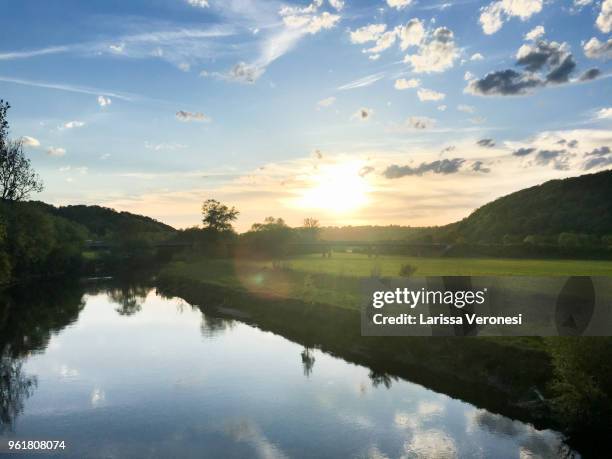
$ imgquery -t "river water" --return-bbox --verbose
[0,280,578,458]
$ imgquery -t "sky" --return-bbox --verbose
[0,0,611,231]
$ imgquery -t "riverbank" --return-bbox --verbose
[156,262,552,416]
[156,256,612,456]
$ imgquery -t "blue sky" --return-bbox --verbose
[1,0,611,230]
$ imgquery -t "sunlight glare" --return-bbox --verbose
[297,162,370,214]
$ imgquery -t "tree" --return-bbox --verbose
[0,101,43,201]
[301,217,320,242]
[558,232,579,248]
[0,101,9,151]
[303,218,319,229]
[201,199,239,232]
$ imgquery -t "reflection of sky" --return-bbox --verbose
[7,289,576,458]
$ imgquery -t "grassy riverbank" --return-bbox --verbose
[160,253,612,313]
[157,254,612,455]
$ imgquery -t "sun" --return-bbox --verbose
[296,161,371,214]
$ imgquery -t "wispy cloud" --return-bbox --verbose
[0,45,69,60]
[0,76,136,101]
[338,72,386,90]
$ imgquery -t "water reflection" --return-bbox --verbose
[300,347,315,377]
[200,314,235,338]
[0,356,36,433]
[0,278,586,458]
[369,370,397,389]
[108,285,149,316]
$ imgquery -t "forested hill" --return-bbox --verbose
[0,201,175,283]
[450,170,612,243]
[36,203,175,237]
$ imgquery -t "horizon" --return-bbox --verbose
[1,0,611,232]
[43,166,611,233]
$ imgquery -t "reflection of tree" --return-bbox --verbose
[301,347,315,377]
[0,279,85,431]
[369,370,397,389]
[200,314,234,338]
[0,354,37,432]
[108,285,150,316]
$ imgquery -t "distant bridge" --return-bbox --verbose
[86,239,451,254]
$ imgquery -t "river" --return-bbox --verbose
[0,278,578,458]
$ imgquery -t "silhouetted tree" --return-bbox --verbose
[0,101,43,201]
[302,217,320,241]
[201,199,239,232]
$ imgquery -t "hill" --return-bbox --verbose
[33,203,175,238]
[448,170,612,243]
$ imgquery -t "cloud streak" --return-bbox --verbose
[0,75,136,101]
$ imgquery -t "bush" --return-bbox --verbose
[398,263,417,277]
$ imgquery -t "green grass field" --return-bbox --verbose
[160,253,612,314]
[253,252,612,277]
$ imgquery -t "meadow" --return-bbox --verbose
[253,252,612,277]
[160,252,612,314]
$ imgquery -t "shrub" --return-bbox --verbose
[398,263,417,277]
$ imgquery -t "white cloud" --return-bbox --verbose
[338,72,386,90]
[227,61,265,83]
[317,96,336,108]
[407,116,436,129]
[417,88,446,101]
[597,0,612,33]
[280,1,340,34]
[574,0,592,6]
[596,107,612,119]
[351,19,425,57]
[60,166,88,175]
[583,37,612,60]
[394,78,420,89]
[63,120,85,129]
[145,142,187,151]
[0,45,69,61]
[404,27,459,73]
[97,95,112,107]
[21,136,40,147]
[464,71,474,81]
[524,25,545,41]
[470,52,484,61]
[280,0,323,16]
[187,0,209,7]
[176,110,211,122]
[178,62,191,72]
[437,105,447,111]
[398,19,425,50]
[47,146,66,157]
[351,107,373,121]
[329,0,344,11]
[303,11,341,33]
[457,104,475,113]
[109,43,125,54]
[387,0,413,9]
[480,0,543,35]
[365,30,398,53]
[368,53,380,60]
[480,2,504,35]
[350,24,387,44]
